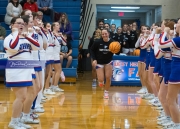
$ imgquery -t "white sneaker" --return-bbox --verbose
[21,114,39,124]
[141,93,151,99]
[34,107,45,113]
[149,97,159,103]
[151,101,162,107]
[156,106,163,110]
[162,121,174,127]
[157,116,168,121]
[18,121,31,129]
[137,87,147,94]
[52,87,64,92]
[8,121,26,129]
[44,89,55,95]
[157,118,171,125]
[30,112,39,119]
[145,94,155,100]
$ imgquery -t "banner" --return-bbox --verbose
[112,60,140,81]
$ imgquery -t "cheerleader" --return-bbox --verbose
[50,22,65,92]
[156,19,180,128]
[136,25,152,94]
[154,22,176,128]
[4,17,40,129]
[44,22,56,94]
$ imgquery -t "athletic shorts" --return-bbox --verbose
[163,59,171,84]
[96,61,113,69]
[149,48,156,68]
[169,57,180,84]
[138,49,146,63]
[153,58,161,74]
[145,52,150,70]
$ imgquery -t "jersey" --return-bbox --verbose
[91,38,114,64]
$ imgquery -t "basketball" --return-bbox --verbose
[109,41,121,53]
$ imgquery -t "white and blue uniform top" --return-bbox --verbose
[4,30,40,87]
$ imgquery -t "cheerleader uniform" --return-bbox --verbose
[154,33,172,84]
[53,35,67,64]
[158,32,180,84]
[4,30,40,87]
[140,34,153,70]
[135,36,146,63]
[46,30,55,66]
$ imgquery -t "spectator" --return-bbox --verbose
[121,24,130,54]
[110,24,118,40]
[23,0,38,12]
[0,25,6,52]
[92,20,104,37]
[37,11,43,21]
[0,25,6,40]
[60,33,73,68]
[59,13,73,42]
[116,26,122,53]
[5,0,23,25]
[104,23,114,39]
[37,0,53,15]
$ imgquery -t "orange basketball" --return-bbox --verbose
[109,41,121,54]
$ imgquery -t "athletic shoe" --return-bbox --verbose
[18,121,31,129]
[151,101,162,107]
[137,87,147,94]
[92,80,97,87]
[157,118,171,125]
[141,93,151,99]
[163,123,180,129]
[104,91,109,99]
[44,89,55,95]
[41,96,47,100]
[162,121,174,127]
[30,112,39,119]
[34,107,45,113]
[60,71,65,82]
[156,106,163,110]
[8,121,26,129]
[157,116,168,121]
[52,87,64,92]
[21,114,39,124]
[149,97,159,103]
[144,94,155,100]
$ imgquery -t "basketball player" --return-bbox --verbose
[91,28,114,99]
[4,17,40,129]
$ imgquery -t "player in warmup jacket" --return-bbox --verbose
[4,17,40,129]
[91,28,114,99]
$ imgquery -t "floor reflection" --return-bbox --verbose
[0,73,161,129]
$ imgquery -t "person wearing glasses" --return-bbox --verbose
[5,0,23,25]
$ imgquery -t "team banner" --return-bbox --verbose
[112,60,140,81]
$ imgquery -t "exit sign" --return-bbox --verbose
[118,12,124,16]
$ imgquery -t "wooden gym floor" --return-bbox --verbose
[0,72,164,129]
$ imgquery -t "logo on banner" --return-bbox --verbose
[112,68,124,79]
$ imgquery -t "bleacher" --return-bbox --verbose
[0,0,81,83]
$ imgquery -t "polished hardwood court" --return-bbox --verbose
[0,72,162,129]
